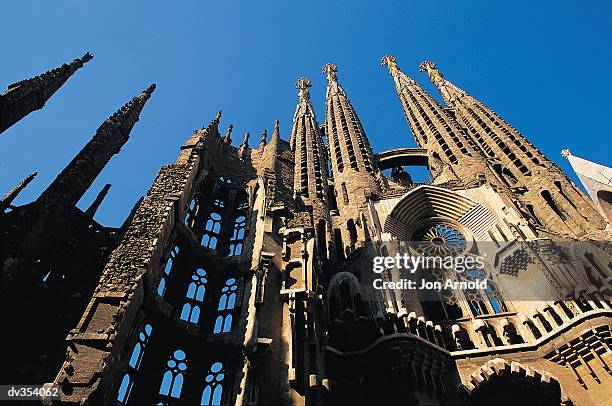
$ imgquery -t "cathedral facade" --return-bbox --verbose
[1,53,611,405]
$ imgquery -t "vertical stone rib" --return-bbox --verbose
[37,84,155,208]
[0,52,93,135]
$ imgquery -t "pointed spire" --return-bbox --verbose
[259,129,268,149]
[223,124,233,144]
[0,172,37,210]
[1,52,94,135]
[238,131,251,160]
[238,132,250,159]
[37,84,155,208]
[322,62,380,182]
[206,109,222,134]
[271,118,280,142]
[85,183,111,217]
[290,76,329,201]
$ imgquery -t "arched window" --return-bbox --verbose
[201,362,225,406]
[229,215,246,256]
[159,350,187,400]
[464,266,506,316]
[158,246,180,297]
[117,323,153,404]
[201,212,222,249]
[214,278,238,333]
[180,268,208,324]
[185,197,198,227]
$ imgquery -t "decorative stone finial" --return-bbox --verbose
[259,129,268,146]
[561,149,572,158]
[215,110,222,122]
[381,55,399,75]
[296,77,312,101]
[322,63,338,81]
[419,61,444,86]
[271,119,280,142]
[80,52,94,64]
[238,132,250,159]
[223,124,233,144]
[143,83,156,95]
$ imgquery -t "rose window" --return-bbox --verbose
[412,223,466,256]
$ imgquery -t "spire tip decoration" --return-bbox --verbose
[322,63,338,81]
[381,55,399,75]
[144,83,156,95]
[295,77,312,102]
[561,149,572,158]
[215,110,222,121]
[80,52,94,64]
[419,61,444,86]
[274,118,279,127]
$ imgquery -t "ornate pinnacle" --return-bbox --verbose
[79,52,94,64]
[143,83,156,95]
[205,110,222,134]
[322,63,338,81]
[296,77,312,101]
[561,149,572,158]
[272,119,280,141]
[223,124,233,144]
[419,61,444,86]
[381,55,399,76]
[238,132,250,159]
[259,129,268,147]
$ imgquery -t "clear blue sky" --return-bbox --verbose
[1,1,611,226]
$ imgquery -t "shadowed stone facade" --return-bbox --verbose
[1,54,610,405]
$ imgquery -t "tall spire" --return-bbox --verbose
[37,84,155,208]
[0,172,37,211]
[419,60,545,171]
[322,63,380,180]
[419,61,607,235]
[290,77,329,202]
[381,55,482,181]
[0,52,93,135]
[322,63,383,254]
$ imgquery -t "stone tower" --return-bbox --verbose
[322,63,385,257]
[1,53,610,406]
[418,60,607,238]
